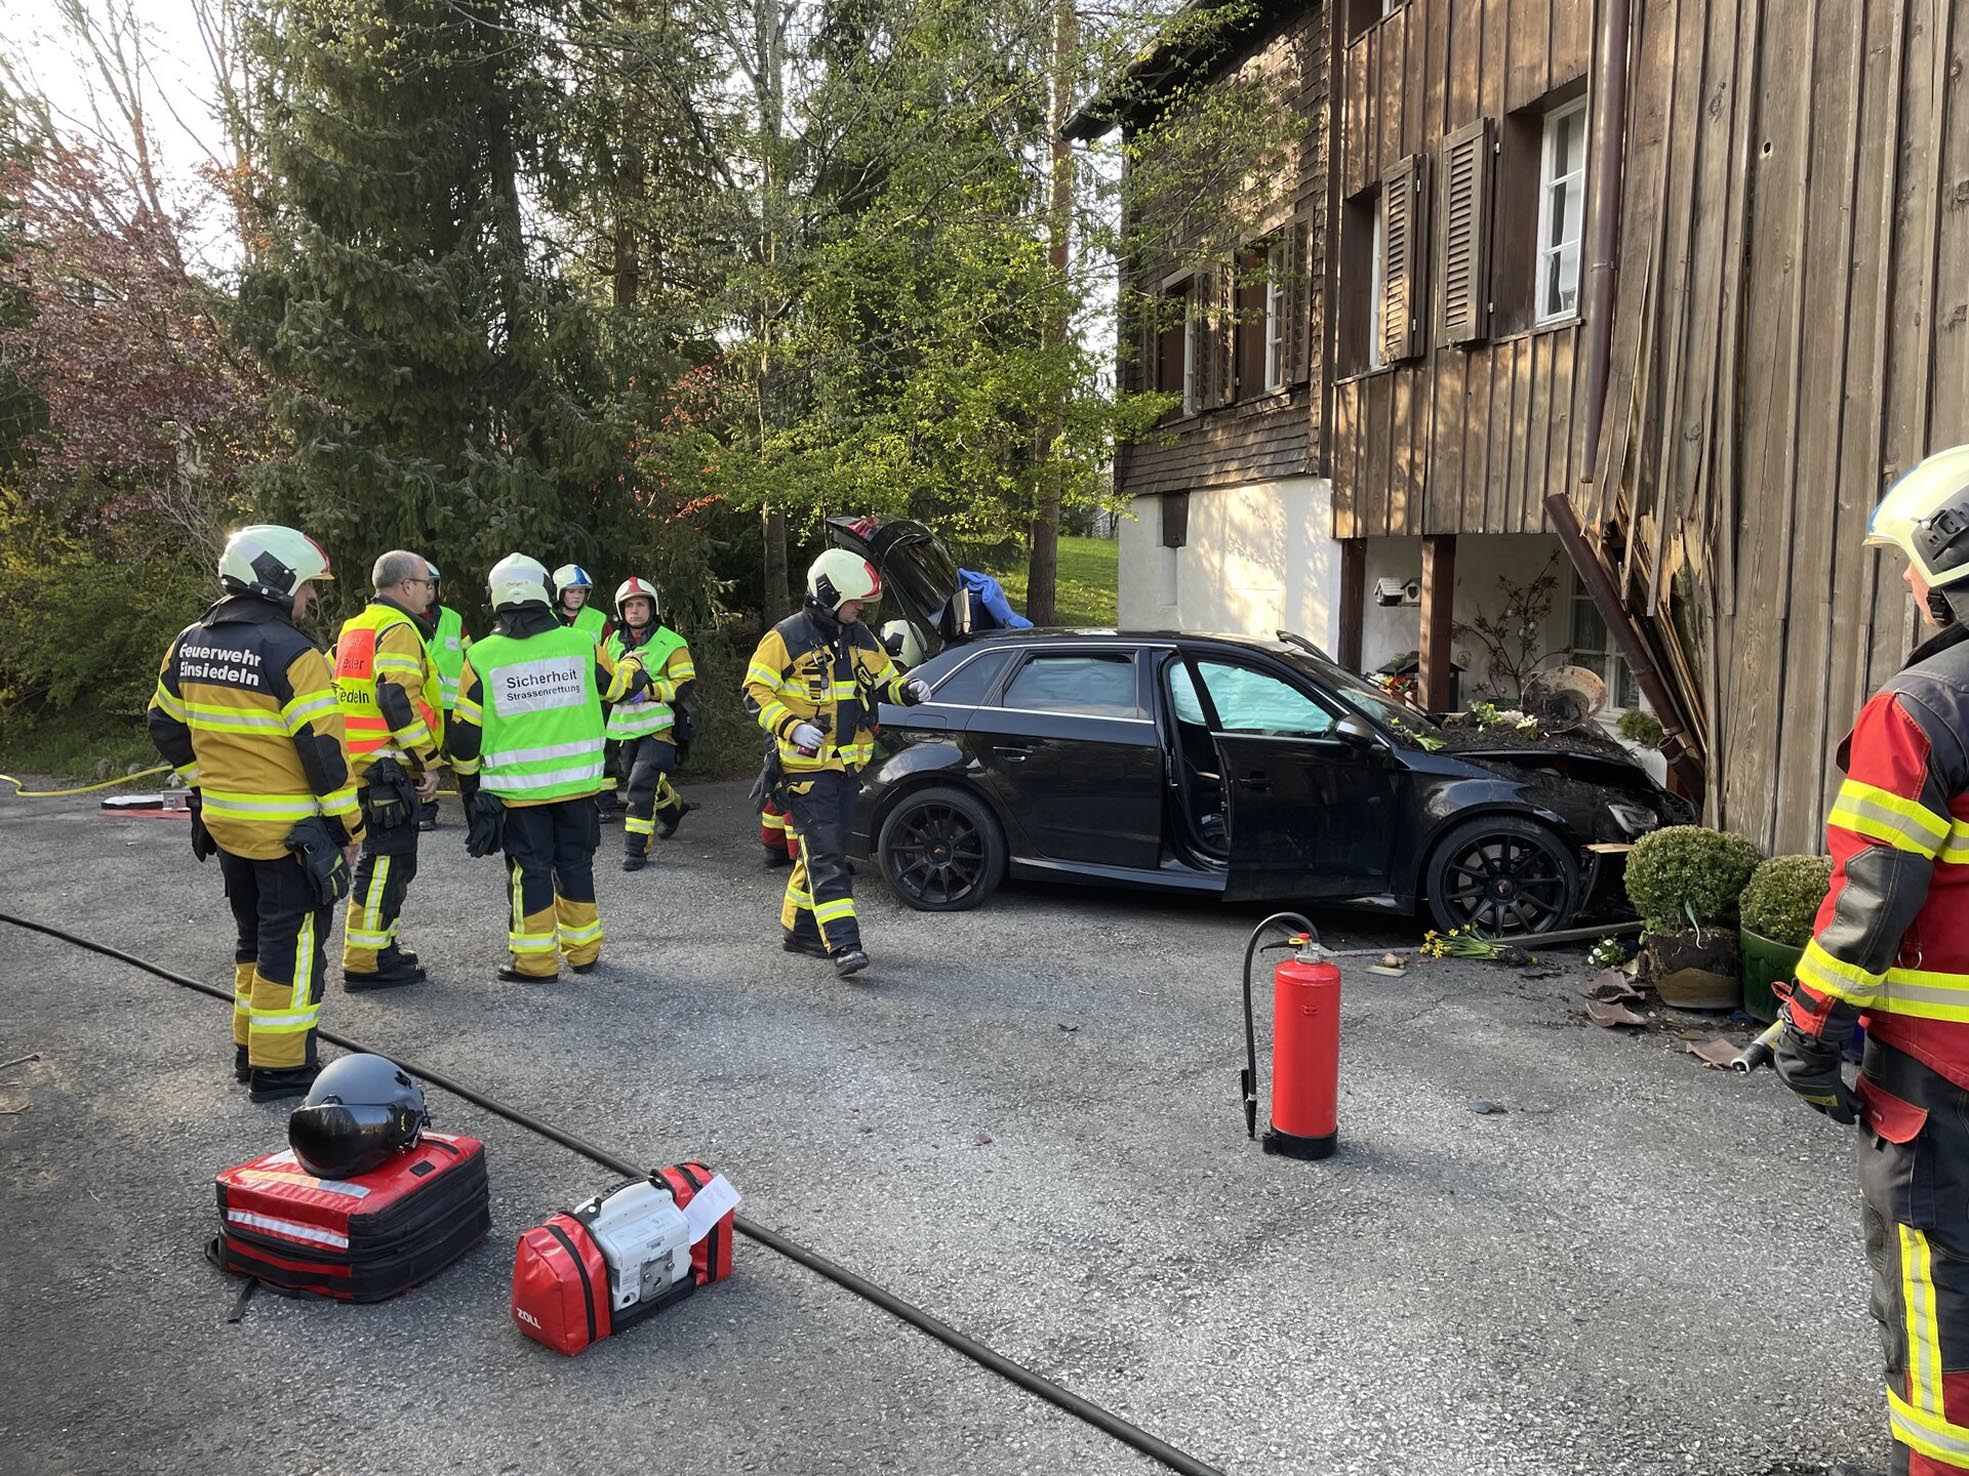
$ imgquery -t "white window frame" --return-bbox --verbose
[1535,100,1588,325]
[1567,572,1640,709]
[1263,240,1287,391]
[1182,286,1200,415]
[1368,201,1387,370]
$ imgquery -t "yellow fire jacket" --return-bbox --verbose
[743,607,912,777]
[147,596,364,861]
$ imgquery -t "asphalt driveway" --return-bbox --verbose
[0,780,1881,1475]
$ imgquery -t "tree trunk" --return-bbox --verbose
[1026,0,1077,627]
[762,505,790,621]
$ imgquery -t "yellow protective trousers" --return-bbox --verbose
[502,799,604,978]
[218,849,329,1070]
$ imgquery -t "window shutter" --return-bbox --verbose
[1380,153,1427,363]
[1285,219,1310,385]
[1212,267,1228,407]
[1438,119,1493,345]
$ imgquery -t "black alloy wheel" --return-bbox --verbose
[876,785,1006,912]
[1424,814,1580,937]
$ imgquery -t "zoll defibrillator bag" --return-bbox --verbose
[211,1133,491,1302]
[512,1161,738,1356]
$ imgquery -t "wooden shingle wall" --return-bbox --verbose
[1585,0,1968,853]
[1330,0,1595,540]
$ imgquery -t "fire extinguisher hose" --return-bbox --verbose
[0,908,1225,1476]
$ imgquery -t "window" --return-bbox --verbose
[1171,660,1336,738]
[1001,653,1138,717]
[1567,576,1640,709]
[1536,101,1588,323]
[1182,290,1201,414]
[930,649,1014,706]
[1264,240,1287,391]
[1154,283,1188,402]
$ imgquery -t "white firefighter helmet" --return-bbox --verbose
[807,548,882,612]
[880,618,926,669]
[489,553,554,612]
[219,525,334,606]
[1866,444,1969,590]
[614,576,659,621]
[552,563,594,598]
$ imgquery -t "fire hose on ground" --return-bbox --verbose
[0,908,1225,1476]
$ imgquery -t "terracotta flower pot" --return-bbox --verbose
[1646,929,1742,1010]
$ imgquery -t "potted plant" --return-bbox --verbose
[1736,855,1834,1024]
[1623,825,1763,1009]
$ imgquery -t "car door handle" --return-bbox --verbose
[998,744,1037,763]
[1238,771,1272,791]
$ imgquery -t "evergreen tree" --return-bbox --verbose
[233,0,615,603]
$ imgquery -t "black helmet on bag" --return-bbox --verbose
[287,1053,429,1179]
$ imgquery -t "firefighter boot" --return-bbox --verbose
[832,948,870,978]
[250,1065,320,1103]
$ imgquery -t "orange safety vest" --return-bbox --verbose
[333,603,441,772]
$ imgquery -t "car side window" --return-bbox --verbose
[1193,659,1334,737]
[929,649,1013,705]
[1168,662,1207,724]
[1000,653,1138,717]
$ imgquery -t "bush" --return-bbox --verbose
[1738,854,1834,947]
[1617,709,1665,749]
[1624,824,1763,934]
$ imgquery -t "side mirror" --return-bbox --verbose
[1333,713,1379,748]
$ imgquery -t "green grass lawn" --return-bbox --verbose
[982,535,1118,628]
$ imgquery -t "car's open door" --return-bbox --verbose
[1174,650,1402,901]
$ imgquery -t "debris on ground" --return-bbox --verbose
[1585,1000,1648,1029]
[1470,1101,1508,1115]
[1685,1038,1749,1070]
[1580,969,1645,1003]
[1366,952,1408,977]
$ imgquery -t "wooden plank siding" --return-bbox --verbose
[1571,0,1969,854]
[1331,0,1592,542]
[1115,3,1332,507]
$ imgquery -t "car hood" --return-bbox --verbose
[1442,737,1664,798]
[825,515,965,647]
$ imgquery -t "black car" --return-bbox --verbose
[827,519,1688,935]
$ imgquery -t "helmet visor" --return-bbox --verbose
[288,1101,423,1179]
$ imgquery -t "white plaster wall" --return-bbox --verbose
[1117,478,1341,651]
[1358,534,1574,701]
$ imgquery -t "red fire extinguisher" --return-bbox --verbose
[1240,912,1340,1159]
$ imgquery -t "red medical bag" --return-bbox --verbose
[212,1132,490,1302]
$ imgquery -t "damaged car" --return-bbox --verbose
[825,516,1690,935]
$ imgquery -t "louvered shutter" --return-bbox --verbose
[1212,266,1235,406]
[1285,219,1310,384]
[1438,119,1493,345]
[1380,153,1426,363]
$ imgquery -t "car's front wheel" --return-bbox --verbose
[876,785,1006,912]
[1424,814,1580,937]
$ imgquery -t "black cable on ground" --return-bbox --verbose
[0,908,1224,1476]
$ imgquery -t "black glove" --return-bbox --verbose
[465,790,504,858]
[1773,984,1862,1125]
[187,792,217,863]
[285,816,352,907]
[365,757,416,832]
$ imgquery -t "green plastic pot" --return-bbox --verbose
[1739,926,1804,1024]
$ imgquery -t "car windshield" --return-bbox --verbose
[1275,649,1444,740]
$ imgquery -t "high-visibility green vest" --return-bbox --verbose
[466,626,607,801]
[566,603,607,642]
[426,604,469,711]
[604,626,687,739]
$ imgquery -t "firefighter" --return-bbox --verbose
[419,560,470,831]
[605,577,697,871]
[332,550,443,990]
[1773,444,1969,1475]
[449,554,650,981]
[743,549,929,976]
[553,563,612,645]
[147,525,361,1101]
